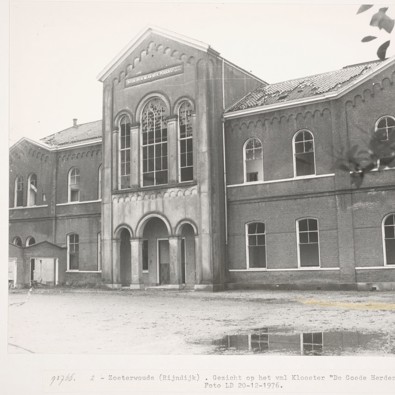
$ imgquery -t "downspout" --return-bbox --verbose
[222,59,228,245]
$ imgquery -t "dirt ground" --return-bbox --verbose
[7,288,395,354]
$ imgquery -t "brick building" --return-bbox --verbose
[9,27,395,290]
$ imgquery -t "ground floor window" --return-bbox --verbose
[142,239,149,272]
[302,332,323,355]
[297,218,320,267]
[67,233,79,270]
[246,222,266,268]
[384,214,395,265]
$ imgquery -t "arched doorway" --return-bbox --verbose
[119,228,131,286]
[140,216,170,285]
[178,223,196,286]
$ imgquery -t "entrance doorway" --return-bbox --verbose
[157,239,170,284]
[120,228,131,286]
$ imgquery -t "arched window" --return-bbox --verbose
[178,101,194,182]
[244,138,263,182]
[14,176,24,207]
[12,236,22,247]
[98,165,102,199]
[374,116,395,168]
[383,214,395,265]
[141,98,168,186]
[26,237,36,246]
[27,173,37,206]
[246,222,266,268]
[293,130,316,177]
[119,116,131,189]
[297,218,320,267]
[68,168,80,202]
[67,233,79,270]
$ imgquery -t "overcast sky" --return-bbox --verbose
[9,0,394,145]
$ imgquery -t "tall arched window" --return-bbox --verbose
[178,101,194,182]
[297,218,320,267]
[12,236,22,247]
[14,176,24,207]
[68,168,80,202]
[26,236,36,246]
[119,116,131,189]
[293,130,316,177]
[383,214,395,265]
[98,165,102,199]
[246,222,266,268]
[244,138,263,182]
[375,116,395,168]
[67,233,79,270]
[141,98,168,186]
[27,173,37,206]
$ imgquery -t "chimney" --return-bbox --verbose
[73,118,78,128]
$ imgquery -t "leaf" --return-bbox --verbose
[362,36,377,42]
[377,40,391,60]
[357,4,374,14]
[370,10,394,33]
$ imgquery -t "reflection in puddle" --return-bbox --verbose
[212,327,394,356]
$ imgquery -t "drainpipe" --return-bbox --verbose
[222,59,228,245]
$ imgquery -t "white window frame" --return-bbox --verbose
[292,130,316,178]
[27,173,38,207]
[243,138,264,183]
[178,100,194,183]
[140,98,169,187]
[296,217,321,268]
[68,168,80,202]
[67,233,79,271]
[382,213,395,266]
[118,115,132,190]
[14,176,23,207]
[245,221,267,270]
[375,115,395,141]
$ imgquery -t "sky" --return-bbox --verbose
[8,0,395,145]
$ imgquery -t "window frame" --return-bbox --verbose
[27,173,38,207]
[243,138,264,183]
[375,115,395,142]
[14,176,24,207]
[26,236,36,247]
[245,221,267,269]
[67,233,80,271]
[118,115,132,190]
[293,130,316,178]
[177,100,194,183]
[68,167,80,202]
[140,98,169,187]
[12,236,22,247]
[296,217,321,268]
[382,213,395,266]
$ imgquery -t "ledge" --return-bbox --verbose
[355,266,395,270]
[228,267,340,272]
[57,200,101,206]
[9,205,49,210]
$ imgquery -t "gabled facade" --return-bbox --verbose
[9,27,395,290]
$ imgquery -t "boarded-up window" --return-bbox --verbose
[247,222,266,268]
[297,218,319,267]
[294,130,315,176]
[384,214,395,265]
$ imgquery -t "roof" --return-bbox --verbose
[40,120,102,147]
[97,25,215,82]
[226,59,387,113]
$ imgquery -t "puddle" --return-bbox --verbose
[211,327,395,356]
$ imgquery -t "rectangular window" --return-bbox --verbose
[68,234,79,270]
[247,172,258,182]
[142,239,149,272]
[247,222,266,268]
[302,332,323,355]
[298,219,319,267]
[119,119,131,189]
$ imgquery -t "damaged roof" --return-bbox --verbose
[226,60,384,113]
[40,120,102,147]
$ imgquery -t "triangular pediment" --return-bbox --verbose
[98,26,219,82]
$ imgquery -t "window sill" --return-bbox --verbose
[355,266,395,270]
[57,200,101,206]
[113,181,197,194]
[9,205,49,210]
[229,267,339,272]
[66,270,102,273]
[229,173,335,188]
